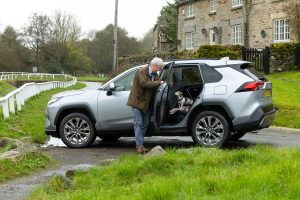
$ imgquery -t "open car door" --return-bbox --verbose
[151,62,174,133]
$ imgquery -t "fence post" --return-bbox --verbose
[295,43,300,70]
[263,46,270,74]
[242,46,246,60]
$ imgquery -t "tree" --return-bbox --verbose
[1,26,18,48]
[86,24,142,73]
[156,1,178,49]
[46,11,82,72]
[140,29,155,53]
[23,13,52,71]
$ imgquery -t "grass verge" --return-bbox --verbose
[0,151,52,183]
[28,145,300,200]
[0,81,16,97]
[0,82,86,143]
[267,71,300,128]
[76,75,110,83]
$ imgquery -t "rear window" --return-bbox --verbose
[231,64,268,81]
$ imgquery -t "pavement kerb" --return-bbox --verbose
[268,126,300,134]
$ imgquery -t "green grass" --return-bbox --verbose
[0,151,51,183]
[0,81,16,97]
[0,82,86,143]
[28,145,300,200]
[76,75,110,83]
[267,71,300,128]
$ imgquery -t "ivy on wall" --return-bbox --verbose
[270,42,298,72]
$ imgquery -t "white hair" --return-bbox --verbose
[150,57,164,67]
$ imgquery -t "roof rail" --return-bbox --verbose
[220,57,230,61]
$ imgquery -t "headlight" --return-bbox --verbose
[47,97,62,105]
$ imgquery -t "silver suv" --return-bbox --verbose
[45,58,277,148]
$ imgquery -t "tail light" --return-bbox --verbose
[236,81,264,92]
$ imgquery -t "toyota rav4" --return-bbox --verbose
[45,57,277,148]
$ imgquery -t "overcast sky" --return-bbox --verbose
[0,0,174,39]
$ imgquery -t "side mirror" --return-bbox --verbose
[106,82,115,96]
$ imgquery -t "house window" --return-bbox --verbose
[187,3,194,17]
[232,0,242,7]
[210,0,217,12]
[209,29,217,45]
[273,18,290,42]
[186,32,193,49]
[232,24,242,44]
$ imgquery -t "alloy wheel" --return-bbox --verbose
[195,115,224,146]
[63,117,91,145]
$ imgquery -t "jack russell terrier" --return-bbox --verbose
[174,91,193,109]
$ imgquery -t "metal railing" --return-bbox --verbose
[0,73,77,119]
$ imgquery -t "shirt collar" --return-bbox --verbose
[148,67,153,75]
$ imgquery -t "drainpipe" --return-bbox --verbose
[243,0,250,47]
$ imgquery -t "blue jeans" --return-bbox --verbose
[132,107,149,147]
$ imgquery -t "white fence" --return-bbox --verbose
[0,73,77,119]
[0,72,70,81]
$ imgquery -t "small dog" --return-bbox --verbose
[174,91,193,109]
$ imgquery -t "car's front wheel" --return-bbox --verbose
[191,111,230,147]
[59,113,96,148]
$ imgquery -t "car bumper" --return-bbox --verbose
[233,107,278,132]
[45,116,59,137]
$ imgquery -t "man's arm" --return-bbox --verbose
[137,69,162,89]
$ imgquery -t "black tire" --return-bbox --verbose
[59,113,96,148]
[230,131,247,141]
[191,111,230,147]
[99,135,120,142]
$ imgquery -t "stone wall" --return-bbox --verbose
[118,51,196,73]
[119,44,299,74]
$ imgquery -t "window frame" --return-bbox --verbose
[232,0,242,8]
[209,29,217,45]
[210,0,217,13]
[185,32,194,49]
[273,18,290,43]
[186,3,194,17]
[231,24,242,45]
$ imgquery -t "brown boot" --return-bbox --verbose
[136,146,145,154]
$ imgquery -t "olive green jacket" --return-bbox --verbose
[127,66,161,112]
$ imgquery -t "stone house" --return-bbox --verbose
[152,24,177,54]
[177,0,300,50]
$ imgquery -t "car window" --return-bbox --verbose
[181,67,202,85]
[114,70,137,91]
[201,64,222,83]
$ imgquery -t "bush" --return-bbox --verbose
[195,45,242,59]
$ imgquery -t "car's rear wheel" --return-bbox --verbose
[59,113,96,148]
[230,131,247,141]
[191,111,230,147]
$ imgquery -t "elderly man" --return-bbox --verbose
[127,57,164,154]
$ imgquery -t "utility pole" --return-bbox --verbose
[113,0,118,74]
